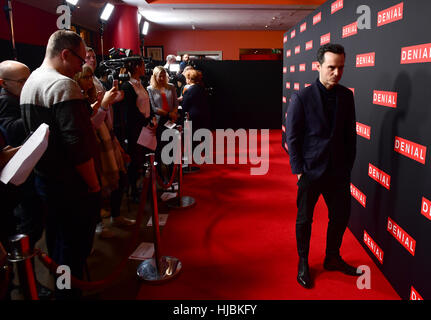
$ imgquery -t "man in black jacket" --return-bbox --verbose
[286,44,362,289]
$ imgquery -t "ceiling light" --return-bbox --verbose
[100,3,114,22]
[142,21,149,35]
[66,0,79,5]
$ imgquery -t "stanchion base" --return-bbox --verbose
[137,256,182,283]
[182,166,200,174]
[167,196,196,209]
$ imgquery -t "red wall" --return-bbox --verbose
[144,29,285,60]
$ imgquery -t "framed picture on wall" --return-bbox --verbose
[146,46,164,62]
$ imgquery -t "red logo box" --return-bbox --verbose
[299,64,306,72]
[356,122,370,140]
[290,65,295,73]
[313,12,322,25]
[421,197,431,221]
[394,136,427,164]
[401,43,431,64]
[342,21,358,38]
[363,230,384,264]
[350,183,366,207]
[300,22,307,33]
[291,29,296,39]
[283,35,288,43]
[410,287,423,300]
[331,0,343,14]
[321,33,331,45]
[294,83,300,91]
[378,2,404,27]
[295,46,301,55]
[312,61,319,71]
[356,52,375,67]
[368,163,391,190]
[286,82,291,89]
[283,67,287,74]
[387,217,416,256]
[306,40,313,51]
[373,90,398,108]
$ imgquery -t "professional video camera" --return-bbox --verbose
[98,48,144,85]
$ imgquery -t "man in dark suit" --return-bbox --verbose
[286,44,362,289]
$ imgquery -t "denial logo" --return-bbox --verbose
[291,29,296,39]
[306,40,313,51]
[312,61,319,71]
[410,286,423,300]
[321,33,331,45]
[387,217,416,256]
[342,21,358,38]
[368,163,391,190]
[286,82,291,89]
[378,2,404,27]
[350,183,366,207]
[356,122,370,140]
[401,43,431,64]
[299,64,306,72]
[295,45,301,55]
[286,50,291,58]
[394,136,427,164]
[420,197,431,221]
[313,12,322,25]
[300,22,307,33]
[331,0,343,14]
[283,67,287,74]
[356,52,375,67]
[294,83,300,91]
[373,90,397,108]
[290,65,295,73]
[283,35,288,43]
[363,230,384,264]
[282,96,287,104]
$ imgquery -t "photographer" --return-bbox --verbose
[114,58,156,201]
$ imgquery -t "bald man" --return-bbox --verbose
[0,60,30,146]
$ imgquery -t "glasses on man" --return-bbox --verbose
[68,49,86,66]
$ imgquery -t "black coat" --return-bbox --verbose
[181,84,210,130]
[285,80,356,180]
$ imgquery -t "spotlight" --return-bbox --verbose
[66,0,79,5]
[100,3,114,22]
[142,21,149,35]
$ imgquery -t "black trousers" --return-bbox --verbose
[295,171,351,259]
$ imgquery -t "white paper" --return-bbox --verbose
[164,120,176,129]
[128,242,154,260]
[0,123,49,186]
[137,126,157,151]
[147,214,169,227]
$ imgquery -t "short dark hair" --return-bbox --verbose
[317,43,345,64]
[46,30,85,58]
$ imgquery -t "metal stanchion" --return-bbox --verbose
[137,154,182,282]
[7,234,38,300]
[167,129,196,209]
[182,113,200,174]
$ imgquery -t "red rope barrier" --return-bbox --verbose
[155,163,179,189]
[36,175,150,292]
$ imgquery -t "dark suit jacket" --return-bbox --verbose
[182,84,210,130]
[285,80,356,181]
[0,88,26,147]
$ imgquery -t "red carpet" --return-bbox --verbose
[137,130,399,300]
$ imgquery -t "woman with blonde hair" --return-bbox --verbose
[147,66,179,182]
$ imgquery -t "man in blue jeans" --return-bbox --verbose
[21,30,100,299]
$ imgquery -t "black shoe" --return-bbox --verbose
[323,255,362,276]
[297,258,312,289]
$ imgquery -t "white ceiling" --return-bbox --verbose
[16,0,318,32]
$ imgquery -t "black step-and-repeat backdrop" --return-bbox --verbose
[282,0,431,300]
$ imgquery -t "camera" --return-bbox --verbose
[98,48,144,86]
